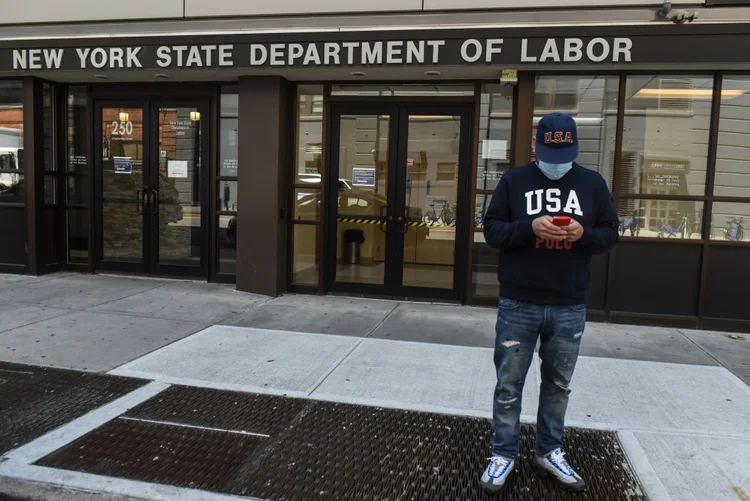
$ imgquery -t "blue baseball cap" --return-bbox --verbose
[535,112,579,164]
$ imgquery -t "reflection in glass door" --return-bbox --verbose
[402,115,461,289]
[154,107,203,271]
[100,106,145,267]
[334,113,391,285]
[328,104,471,300]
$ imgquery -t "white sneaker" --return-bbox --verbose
[532,448,585,491]
[480,455,515,493]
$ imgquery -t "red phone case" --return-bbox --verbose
[552,216,572,227]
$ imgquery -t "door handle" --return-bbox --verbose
[379,204,389,233]
[151,189,159,216]
[401,207,409,234]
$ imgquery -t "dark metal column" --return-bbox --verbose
[23,77,44,275]
[236,76,293,296]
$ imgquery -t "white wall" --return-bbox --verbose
[186,0,421,17]
[0,0,183,24]
[0,0,698,24]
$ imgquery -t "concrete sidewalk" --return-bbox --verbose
[1,273,749,501]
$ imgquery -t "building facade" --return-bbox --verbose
[1,0,749,332]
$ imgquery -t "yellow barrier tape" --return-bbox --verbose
[336,218,456,228]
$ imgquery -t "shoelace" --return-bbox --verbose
[551,450,575,476]
[486,456,511,477]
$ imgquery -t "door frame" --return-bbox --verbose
[324,101,474,302]
[93,98,211,278]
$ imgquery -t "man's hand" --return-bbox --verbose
[562,219,584,242]
[532,216,567,241]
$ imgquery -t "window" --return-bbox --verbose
[473,83,514,299]
[619,75,713,197]
[42,83,59,266]
[710,202,749,242]
[715,76,750,198]
[291,85,325,286]
[534,78,582,113]
[534,75,619,188]
[436,162,456,181]
[0,81,27,267]
[217,86,238,276]
[477,83,513,193]
[65,86,89,263]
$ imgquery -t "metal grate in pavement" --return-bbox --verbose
[38,419,268,492]
[0,362,145,455]
[123,384,306,437]
[37,386,645,501]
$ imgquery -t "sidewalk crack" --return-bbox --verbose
[306,303,400,397]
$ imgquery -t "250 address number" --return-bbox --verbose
[110,121,134,136]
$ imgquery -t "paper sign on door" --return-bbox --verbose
[168,160,188,178]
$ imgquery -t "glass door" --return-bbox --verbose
[95,100,209,278]
[149,103,209,277]
[401,112,463,291]
[328,105,396,291]
[327,103,472,300]
[96,102,148,273]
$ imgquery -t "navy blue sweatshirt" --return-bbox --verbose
[483,162,619,306]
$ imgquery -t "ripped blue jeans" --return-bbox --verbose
[491,297,585,459]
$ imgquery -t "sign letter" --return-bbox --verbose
[521,39,537,63]
[157,46,172,67]
[461,39,482,63]
[386,41,403,64]
[76,48,90,69]
[361,42,383,65]
[564,38,583,62]
[406,41,425,64]
[250,45,268,66]
[288,43,304,65]
[586,38,610,63]
[426,40,445,64]
[127,47,143,68]
[324,43,341,65]
[486,39,503,62]
[12,50,27,70]
[43,49,64,69]
[539,39,561,63]
[218,45,233,67]
[613,38,632,62]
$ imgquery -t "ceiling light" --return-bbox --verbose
[350,71,366,77]
[94,74,110,80]
[633,88,746,100]
[425,70,442,77]
[155,74,170,80]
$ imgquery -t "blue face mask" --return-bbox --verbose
[537,160,573,180]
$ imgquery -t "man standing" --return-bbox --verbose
[479,113,619,493]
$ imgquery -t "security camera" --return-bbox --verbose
[667,9,698,23]
[659,0,698,23]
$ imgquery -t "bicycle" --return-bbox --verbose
[724,217,744,241]
[618,210,640,237]
[440,203,457,227]
[422,202,441,225]
[658,213,692,238]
